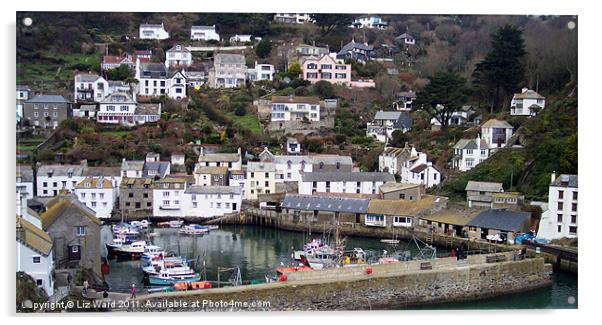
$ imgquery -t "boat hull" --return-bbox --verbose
[148,276,201,286]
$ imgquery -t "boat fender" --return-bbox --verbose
[279,274,288,282]
[365,267,373,275]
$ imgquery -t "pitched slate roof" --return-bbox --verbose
[481,119,513,129]
[374,111,413,129]
[166,45,190,53]
[214,53,246,65]
[143,161,170,177]
[282,194,370,213]
[198,152,240,163]
[466,209,531,233]
[25,95,70,104]
[247,162,276,172]
[551,174,578,188]
[514,89,544,99]
[38,164,86,177]
[101,92,136,104]
[301,171,395,183]
[338,40,374,54]
[139,62,169,79]
[368,196,442,216]
[141,23,165,28]
[194,165,229,174]
[16,216,53,256]
[185,185,242,195]
[75,74,102,82]
[453,138,488,150]
[465,181,504,192]
[16,165,34,182]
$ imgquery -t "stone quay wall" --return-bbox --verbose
[131,255,552,312]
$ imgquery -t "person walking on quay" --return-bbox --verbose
[130,284,137,299]
[82,280,89,296]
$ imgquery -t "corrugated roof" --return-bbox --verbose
[419,209,481,227]
[301,171,395,183]
[282,194,370,213]
[16,216,53,256]
[465,181,504,192]
[466,209,531,233]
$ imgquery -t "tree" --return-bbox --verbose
[310,14,353,36]
[472,24,527,112]
[312,80,335,98]
[375,74,400,102]
[255,38,272,59]
[288,62,302,78]
[415,71,468,131]
[105,64,133,80]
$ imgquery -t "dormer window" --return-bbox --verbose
[85,182,91,188]
[163,183,169,189]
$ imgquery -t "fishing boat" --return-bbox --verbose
[130,220,150,229]
[112,224,140,236]
[148,272,201,286]
[276,265,313,275]
[140,245,166,262]
[142,258,195,277]
[173,281,212,291]
[205,225,219,230]
[157,220,184,228]
[179,224,209,235]
[114,240,146,259]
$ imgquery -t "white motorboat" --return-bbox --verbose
[179,224,209,235]
[114,240,146,259]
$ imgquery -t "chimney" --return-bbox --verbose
[551,171,556,184]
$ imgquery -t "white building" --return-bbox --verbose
[395,33,416,45]
[430,105,476,128]
[16,215,54,296]
[270,96,320,122]
[183,186,242,218]
[139,23,170,40]
[245,162,277,200]
[229,169,246,199]
[298,172,395,196]
[16,85,31,124]
[537,174,578,240]
[230,34,253,43]
[197,147,242,170]
[452,135,490,172]
[403,161,441,189]
[165,45,193,67]
[152,178,187,218]
[286,138,301,154]
[135,60,187,99]
[121,159,144,178]
[190,25,220,41]
[37,162,87,197]
[350,16,388,30]
[17,165,34,200]
[481,119,514,150]
[510,88,546,116]
[74,74,109,102]
[97,92,137,126]
[74,177,116,219]
[366,111,413,143]
[248,62,275,82]
[273,13,313,24]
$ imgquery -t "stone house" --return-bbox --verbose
[119,177,154,217]
[465,181,504,208]
[39,194,101,277]
[378,183,422,201]
[193,166,229,187]
[23,95,72,129]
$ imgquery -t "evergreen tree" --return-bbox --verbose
[255,38,272,59]
[472,24,527,112]
[310,14,353,36]
[415,71,468,131]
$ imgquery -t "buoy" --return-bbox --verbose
[279,274,288,282]
[365,267,373,275]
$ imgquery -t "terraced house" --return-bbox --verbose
[152,178,187,218]
[74,177,116,219]
[183,185,242,218]
[298,171,395,196]
[119,178,154,217]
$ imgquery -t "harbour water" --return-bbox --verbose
[100,224,577,309]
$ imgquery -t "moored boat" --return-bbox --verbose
[179,224,209,235]
[148,272,201,286]
[114,240,146,259]
[173,281,212,291]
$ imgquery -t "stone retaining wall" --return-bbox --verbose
[131,256,552,311]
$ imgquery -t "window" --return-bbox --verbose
[399,193,406,200]
[571,215,577,224]
[558,202,563,210]
[569,226,577,235]
[36,279,43,286]
[558,190,564,199]
[32,256,41,263]
[572,203,577,212]
[557,214,563,222]
[557,225,562,233]
[76,226,86,237]
[91,202,97,207]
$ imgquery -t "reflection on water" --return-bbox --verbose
[100,224,577,310]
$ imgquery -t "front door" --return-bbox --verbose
[232,203,237,211]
